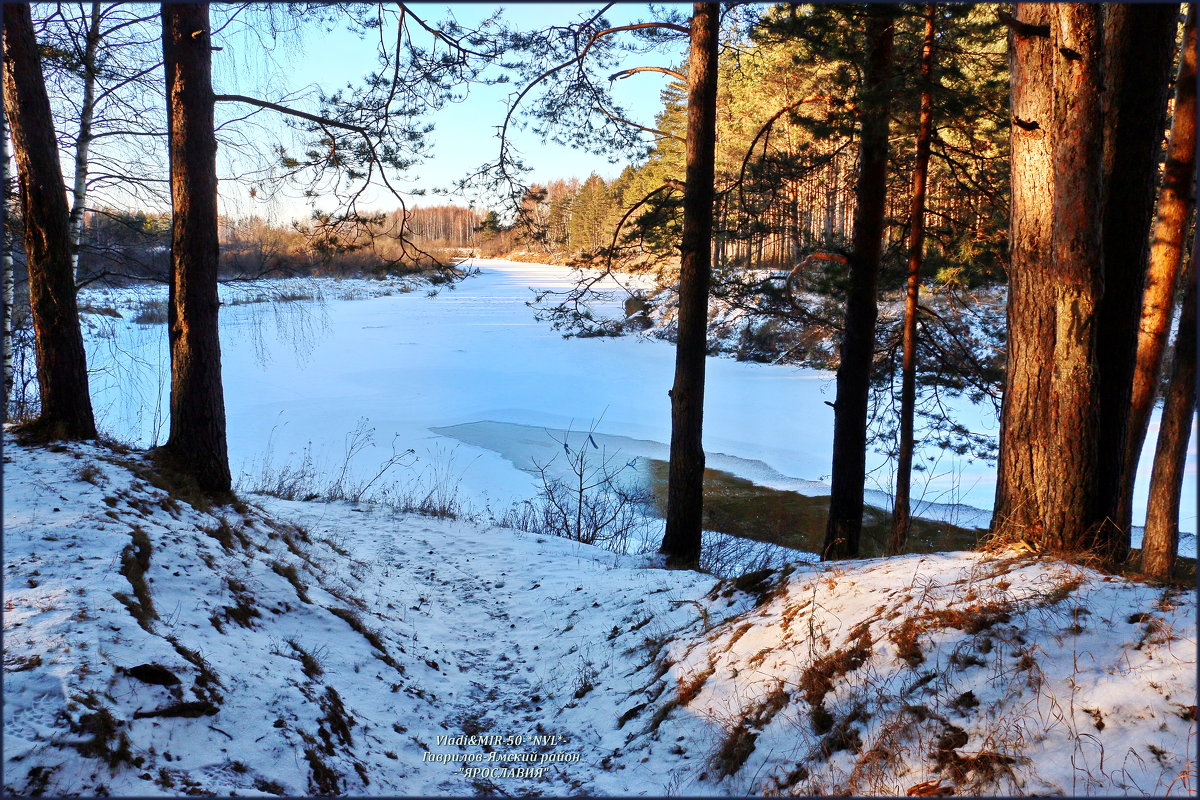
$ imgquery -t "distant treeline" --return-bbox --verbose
[71,204,491,284]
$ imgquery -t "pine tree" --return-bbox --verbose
[823,5,896,560]
[660,1,719,568]
[158,3,231,493]
[1,2,97,440]
[1123,5,1197,533]
[1096,3,1181,551]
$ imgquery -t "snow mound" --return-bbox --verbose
[4,435,1195,796]
[600,555,1197,796]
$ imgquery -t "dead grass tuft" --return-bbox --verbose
[168,639,223,704]
[271,561,312,604]
[676,664,716,705]
[711,722,758,778]
[316,686,356,754]
[304,746,341,795]
[76,463,104,486]
[327,607,404,674]
[200,518,252,552]
[67,701,140,769]
[800,622,873,732]
[891,618,925,667]
[288,640,324,679]
[115,526,155,631]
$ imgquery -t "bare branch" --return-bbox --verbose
[608,65,685,82]
[213,94,369,134]
[594,105,682,142]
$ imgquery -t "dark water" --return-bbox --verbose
[644,458,984,558]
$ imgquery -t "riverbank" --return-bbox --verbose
[69,258,1196,557]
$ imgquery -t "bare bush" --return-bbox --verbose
[500,422,654,555]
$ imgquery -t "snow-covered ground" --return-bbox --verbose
[4,435,1195,795]
[75,258,1197,554]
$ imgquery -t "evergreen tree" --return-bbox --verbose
[159,2,230,493]
[2,2,97,440]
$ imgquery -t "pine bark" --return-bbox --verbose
[993,4,1057,544]
[1041,4,1105,555]
[1124,5,1197,529]
[889,4,936,557]
[1142,246,1196,581]
[823,5,894,560]
[1096,4,1180,552]
[660,2,719,568]
[160,3,231,493]
[2,2,97,440]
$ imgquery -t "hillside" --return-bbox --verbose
[3,434,1195,796]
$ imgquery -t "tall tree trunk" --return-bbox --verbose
[1142,245,1196,581]
[889,3,936,557]
[1124,5,1197,528]
[1096,4,1180,554]
[67,1,104,284]
[660,1,718,568]
[993,4,1057,544]
[2,100,15,419]
[1041,4,1106,555]
[160,3,230,493]
[823,5,895,560]
[2,3,97,440]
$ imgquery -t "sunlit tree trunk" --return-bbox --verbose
[2,2,97,440]
[1039,4,1105,555]
[1123,5,1197,531]
[661,2,718,568]
[993,4,1056,545]
[824,5,894,560]
[889,3,936,557]
[160,3,231,493]
[1142,245,1196,581]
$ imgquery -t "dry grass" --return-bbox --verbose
[800,621,873,733]
[677,663,716,705]
[711,722,759,778]
[115,526,156,632]
[288,640,325,679]
[327,607,404,674]
[271,561,312,604]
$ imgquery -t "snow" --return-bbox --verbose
[75,258,1197,555]
[3,434,1195,795]
[6,257,1193,794]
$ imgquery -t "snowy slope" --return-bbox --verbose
[3,435,1196,796]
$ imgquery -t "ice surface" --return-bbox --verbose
[78,258,1197,555]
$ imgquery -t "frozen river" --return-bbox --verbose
[80,258,1196,552]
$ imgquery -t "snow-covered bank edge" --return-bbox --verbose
[4,434,1196,796]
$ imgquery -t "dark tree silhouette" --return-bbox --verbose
[158,3,230,493]
[1095,3,1180,552]
[1,2,97,440]
[889,4,936,557]
[660,2,719,568]
[1123,4,1197,534]
[823,5,895,560]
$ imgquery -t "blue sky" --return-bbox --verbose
[214,3,691,222]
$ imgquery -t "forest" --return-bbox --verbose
[2,2,1197,797]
